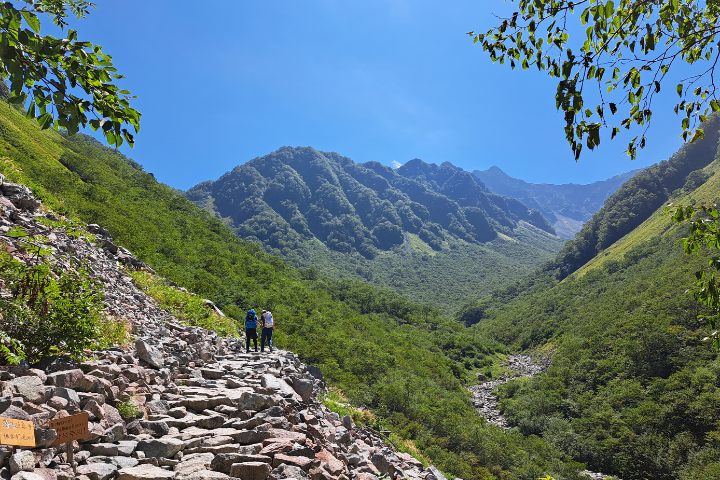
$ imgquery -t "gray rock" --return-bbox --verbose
[30,468,57,480]
[117,465,176,480]
[229,462,271,480]
[290,379,313,403]
[127,420,169,437]
[334,426,351,445]
[237,392,275,412]
[134,341,164,369]
[176,472,228,480]
[342,415,352,430]
[88,443,119,457]
[425,466,448,480]
[76,463,118,480]
[234,430,272,445]
[136,437,185,459]
[112,458,139,469]
[33,426,57,448]
[9,451,34,475]
[5,377,46,403]
[144,401,169,417]
[270,464,309,480]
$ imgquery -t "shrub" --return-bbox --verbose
[116,400,141,420]
[0,240,105,363]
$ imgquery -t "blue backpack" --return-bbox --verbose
[245,310,257,329]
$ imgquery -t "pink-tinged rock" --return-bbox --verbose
[117,465,177,480]
[77,463,118,480]
[315,449,345,476]
[268,429,306,443]
[47,370,85,390]
[258,441,293,456]
[31,468,57,480]
[355,474,381,480]
[229,462,271,480]
[272,454,312,471]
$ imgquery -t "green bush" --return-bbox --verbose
[0,238,105,363]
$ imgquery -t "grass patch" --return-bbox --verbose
[321,387,376,426]
[130,270,239,337]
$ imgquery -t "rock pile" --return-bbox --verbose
[0,179,445,480]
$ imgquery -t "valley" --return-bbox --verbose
[2,97,720,480]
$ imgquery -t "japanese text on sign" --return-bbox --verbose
[50,412,89,446]
[0,417,35,447]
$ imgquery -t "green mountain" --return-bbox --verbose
[0,102,584,479]
[473,166,640,238]
[460,117,720,479]
[185,147,566,313]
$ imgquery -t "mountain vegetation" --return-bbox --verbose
[536,114,720,280]
[458,124,720,479]
[185,148,565,314]
[474,166,639,238]
[0,101,586,479]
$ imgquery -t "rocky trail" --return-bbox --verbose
[0,177,448,480]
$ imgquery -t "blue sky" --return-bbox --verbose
[51,1,691,190]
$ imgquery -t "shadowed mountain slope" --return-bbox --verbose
[473,166,640,238]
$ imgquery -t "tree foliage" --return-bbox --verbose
[470,0,720,159]
[668,202,720,349]
[0,1,140,147]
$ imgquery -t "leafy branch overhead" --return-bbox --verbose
[668,203,720,348]
[0,0,140,147]
[469,0,720,160]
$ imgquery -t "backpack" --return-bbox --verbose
[263,312,274,328]
[245,310,257,329]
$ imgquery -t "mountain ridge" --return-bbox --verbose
[473,166,641,238]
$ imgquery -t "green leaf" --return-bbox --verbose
[37,112,53,129]
[20,11,40,34]
[710,100,720,112]
[677,84,683,97]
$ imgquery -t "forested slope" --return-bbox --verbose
[0,102,584,480]
[469,138,720,479]
[544,114,720,279]
[185,147,565,314]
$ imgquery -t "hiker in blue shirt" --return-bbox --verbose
[245,309,259,353]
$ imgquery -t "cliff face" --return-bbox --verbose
[0,179,439,480]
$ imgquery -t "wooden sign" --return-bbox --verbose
[50,412,89,446]
[0,417,35,447]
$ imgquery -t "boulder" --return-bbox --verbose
[117,465,177,480]
[9,451,34,475]
[272,454,312,470]
[270,464,309,480]
[134,341,164,369]
[237,392,275,412]
[10,473,46,480]
[76,463,118,480]
[290,379,313,402]
[5,377,46,403]
[46,370,85,390]
[228,462,271,480]
[136,437,185,459]
[425,466,448,480]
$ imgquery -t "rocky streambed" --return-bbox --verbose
[466,354,551,429]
